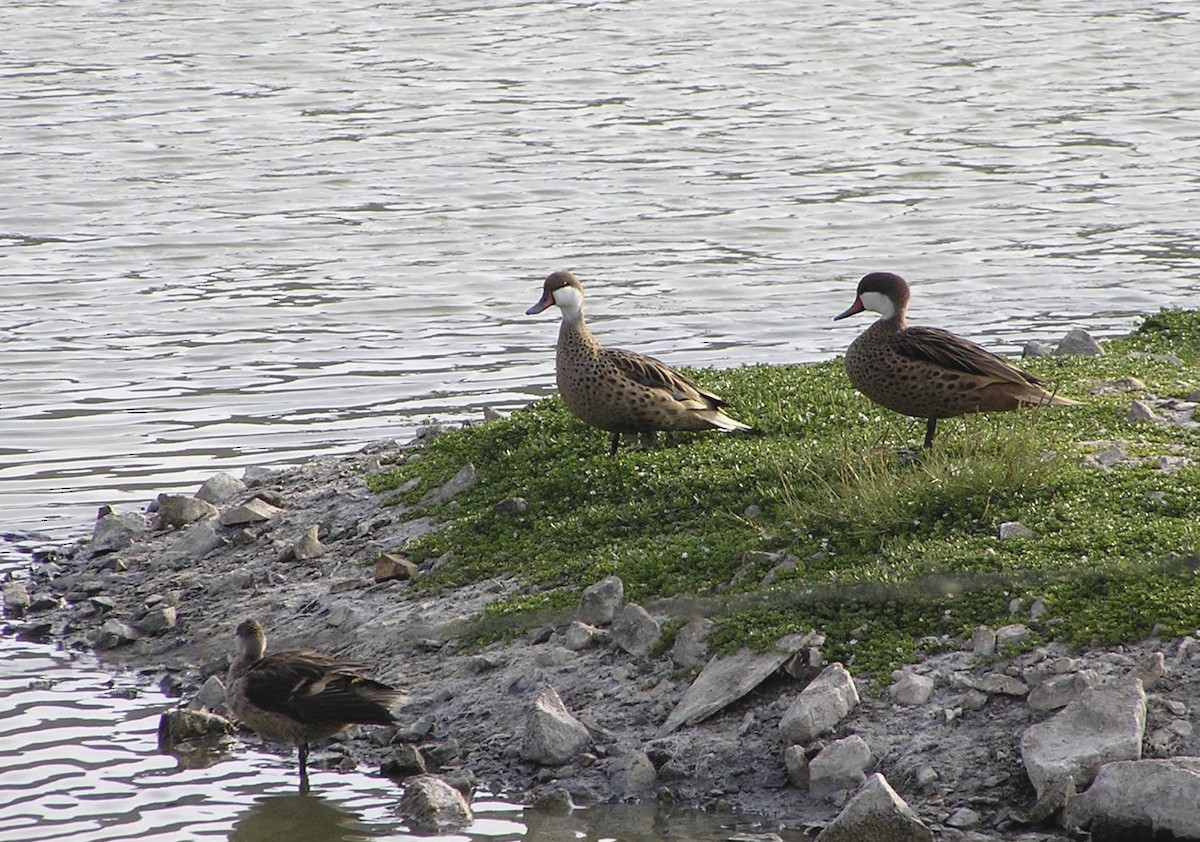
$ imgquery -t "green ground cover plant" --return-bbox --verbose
[369,309,1200,677]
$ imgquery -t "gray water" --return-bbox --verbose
[1,0,1199,837]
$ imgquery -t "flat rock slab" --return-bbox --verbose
[219,498,281,526]
[1021,676,1146,803]
[1066,757,1200,840]
[780,662,861,745]
[660,632,820,734]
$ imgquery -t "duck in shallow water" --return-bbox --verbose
[526,270,752,455]
[834,271,1075,449]
[225,619,402,793]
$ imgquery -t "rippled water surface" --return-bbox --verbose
[2,0,1198,538]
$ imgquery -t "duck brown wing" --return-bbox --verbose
[896,326,1045,387]
[605,347,728,408]
[246,651,398,725]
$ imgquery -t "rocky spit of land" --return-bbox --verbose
[5,414,1200,841]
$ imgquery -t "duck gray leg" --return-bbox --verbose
[923,417,938,449]
[608,432,621,456]
[298,743,311,794]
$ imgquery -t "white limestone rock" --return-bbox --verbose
[809,735,873,800]
[219,498,281,526]
[612,603,661,656]
[418,463,476,507]
[167,518,226,561]
[576,575,624,626]
[1021,677,1146,803]
[662,633,818,734]
[889,672,934,706]
[780,663,860,745]
[155,494,219,530]
[521,687,590,766]
[1065,758,1200,840]
[814,773,932,842]
[670,617,714,668]
[1055,328,1104,356]
[194,472,246,504]
[1028,670,1099,712]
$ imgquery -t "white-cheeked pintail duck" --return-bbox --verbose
[226,619,402,793]
[526,270,751,455]
[834,272,1075,449]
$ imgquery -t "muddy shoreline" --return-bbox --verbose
[6,428,1196,840]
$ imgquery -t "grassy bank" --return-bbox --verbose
[369,310,1200,678]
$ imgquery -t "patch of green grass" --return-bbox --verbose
[370,310,1200,677]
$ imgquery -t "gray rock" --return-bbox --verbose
[1090,377,1147,396]
[576,575,624,626]
[375,553,418,582]
[889,672,934,706]
[809,735,873,800]
[998,521,1035,541]
[1065,758,1200,840]
[94,618,140,649]
[3,581,31,617]
[383,744,428,778]
[194,472,246,504]
[1021,677,1146,803]
[521,687,590,766]
[1029,596,1047,621]
[670,617,714,668]
[612,603,661,656]
[970,626,997,657]
[662,632,818,734]
[219,498,281,526]
[562,621,602,651]
[784,744,810,788]
[398,774,473,832]
[418,463,476,507]
[1091,445,1129,469]
[168,519,226,560]
[995,623,1032,650]
[913,765,938,789]
[138,605,178,634]
[241,466,277,486]
[493,497,528,517]
[946,807,981,828]
[1129,650,1165,690]
[157,707,234,748]
[1055,328,1104,356]
[814,773,932,842]
[188,674,227,712]
[609,750,657,798]
[155,494,219,530]
[91,511,147,555]
[1023,340,1053,358]
[1125,400,1157,423]
[780,663,860,745]
[962,672,1028,697]
[1028,670,1099,711]
[292,525,326,561]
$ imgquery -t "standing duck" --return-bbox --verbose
[225,619,402,793]
[526,270,751,455]
[834,272,1074,449]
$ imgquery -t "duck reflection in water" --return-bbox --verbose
[230,794,369,842]
[225,619,403,794]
